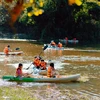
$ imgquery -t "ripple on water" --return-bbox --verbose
[0,79,50,87]
[78,76,89,83]
[61,55,100,61]
[0,79,17,86]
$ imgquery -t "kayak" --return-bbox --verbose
[59,39,79,44]
[2,74,80,83]
[48,46,64,50]
[0,51,23,55]
[44,44,64,50]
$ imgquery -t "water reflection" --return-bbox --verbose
[44,49,63,59]
[4,56,10,65]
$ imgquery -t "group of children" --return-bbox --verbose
[50,40,63,48]
[33,56,47,70]
[4,45,59,78]
[16,56,57,78]
[16,62,57,78]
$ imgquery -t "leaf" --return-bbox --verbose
[75,0,82,6]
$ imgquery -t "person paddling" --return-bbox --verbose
[16,63,30,77]
[3,45,12,56]
[50,40,56,47]
[47,63,58,78]
[40,59,47,70]
[33,56,41,69]
[57,42,62,48]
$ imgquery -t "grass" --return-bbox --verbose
[0,87,37,100]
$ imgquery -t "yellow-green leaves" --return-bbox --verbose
[24,0,44,17]
[68,0,82,6]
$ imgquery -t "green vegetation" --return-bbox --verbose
[0,0,100,45]
[0,87,36,100]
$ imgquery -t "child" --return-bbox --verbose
[16,63,30,77]
[3,45,12,55]
[47,63,56,78]
[40,59,47,70]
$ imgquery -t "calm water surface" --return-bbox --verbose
[0,40,100,99]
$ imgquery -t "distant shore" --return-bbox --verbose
[0,38,37,42]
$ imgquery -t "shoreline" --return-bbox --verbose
[0,38,37,42]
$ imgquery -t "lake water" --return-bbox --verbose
[0,40,100,100]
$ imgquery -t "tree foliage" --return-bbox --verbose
[0,0,100,44]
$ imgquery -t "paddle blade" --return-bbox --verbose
[43,45,48,50]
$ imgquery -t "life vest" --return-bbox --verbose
[47,66,55,77]
[16,68,22,77]
[40,61,47,70]
[58,43,62,48]
[3,47,9,54]
[33,58,41,67]
[47,66,52,77]
[51,42,56,46]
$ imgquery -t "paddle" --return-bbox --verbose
[26,45,48,70]
[39,44,48,56]
[26,63,33,70]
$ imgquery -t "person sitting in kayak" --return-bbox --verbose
[40,59,47,70]
[16,63,29,77]
[50,40,56,47]
[57,42,62,48]
[47,63,57,78]
[3,45,12,55]
[33,56,41,69]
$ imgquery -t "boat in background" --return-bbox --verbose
[44,44,64,50]
[59,39,79,45]
[0,51,23,55]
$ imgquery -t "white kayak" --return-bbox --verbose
[0,51,23,55]
[44,44,64,50]
[2,74,80,83]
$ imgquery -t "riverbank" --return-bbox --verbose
[0,38,37,42]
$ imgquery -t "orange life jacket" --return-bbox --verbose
[16,68,22,77]
[40,61,47,70]
[58,43,62,48]
[33,58,41,67]
[3,47,9,54]
[47,66,55,77]
[51,42,56,46]
[47,66,52,77]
